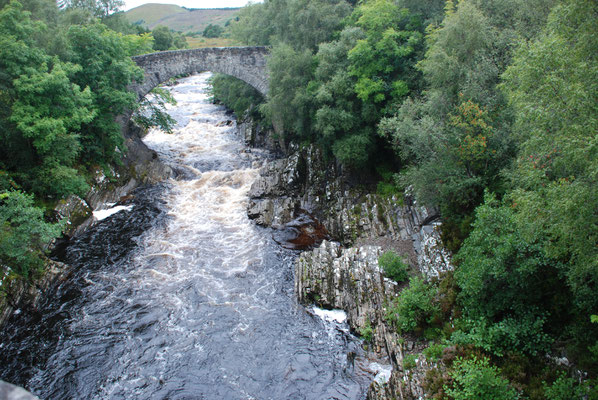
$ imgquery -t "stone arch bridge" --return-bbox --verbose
[131,46,270,99]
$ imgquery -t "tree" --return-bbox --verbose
[208,74,263,118]
[347,0,422,106]
[261,43,315,141]
[453,194,558,356]
[500,0,598,360]
[10,60,93,197]
[0,191,64,279]
[152,25,174,51]
[386,276,439,334]
[418,0,501,117]
[58,0,124,18]
[66,23,144,164]
[202,23,224,38]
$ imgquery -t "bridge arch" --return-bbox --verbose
[131,46,269,99]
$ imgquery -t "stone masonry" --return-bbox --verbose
[131,47,270,99]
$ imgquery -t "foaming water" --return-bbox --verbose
[0,74,370,399]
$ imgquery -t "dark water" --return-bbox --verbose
[0,74,372,399]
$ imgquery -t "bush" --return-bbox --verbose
[359,318,374,342]
[0,191,64,279]
[423,343,446,362]
[543,373,589,400]
[379,250,409,282]
[445,357,519,400]
[404,353,417,370]
[386,276,439,334]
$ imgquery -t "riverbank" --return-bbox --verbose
[241,119,453,399]
[0,116,173,329]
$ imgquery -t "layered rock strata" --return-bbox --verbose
[246,144,451,278]
[245,140,453,399]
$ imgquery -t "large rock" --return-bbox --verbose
[0,380,39,400]
[0,261,69,328]
[296,241,435,400]
[248,145,452,279]
[248,143,454,399]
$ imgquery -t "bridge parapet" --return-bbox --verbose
[131,46,269,99]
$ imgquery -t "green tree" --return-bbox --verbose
[152,25,174,51]
[386,276,439,333]
[499,0,598,361]
[58,0,124,18]
[445,357,519,400]
[10,60,94,197]
[347,0,421,105]
[261,43,314,142]
[453,194,560,356]
[418,0,501,117]
[0,191,64,279]
[66,23,144,164]
[378,250,409,282]
[202,23,224,38]
[208,74,263,118]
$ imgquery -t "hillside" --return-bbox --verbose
[124,3,240,34]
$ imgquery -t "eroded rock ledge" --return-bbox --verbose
[296,241,438,399]
[244,139,453,399]
[246,144,451,277]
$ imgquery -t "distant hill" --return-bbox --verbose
[125,3,240,34]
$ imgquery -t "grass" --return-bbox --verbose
[125,5,240,33]
[185,36,240,49]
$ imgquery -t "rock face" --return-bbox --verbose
[248,145,451,278]
[0,261,68,329]
[296,241,434,400]
[246,143,453,399]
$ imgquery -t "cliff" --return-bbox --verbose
[242,123,452,399]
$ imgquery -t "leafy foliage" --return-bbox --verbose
[0,0,175,280]
[209,74,264,119]
[386,276,439,334]
[151,25,187,51]
[543,373,590,400]
[452,194,558,356]
[444,357,518,400]
[133,87,176,134]
[202,23,223,38]
[378,250,408,282]
[66,23,144,164]
[0,191,63,279]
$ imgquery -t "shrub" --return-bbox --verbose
[445,357,518,400]
[404,353,417,370]
[379,250,409,282]
[359,318,374,342]
[543,373,588,400]
[423,343,446,362]
[386,276,440,333]
[0,191,64,279]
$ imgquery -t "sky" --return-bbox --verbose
[123,0,256,11]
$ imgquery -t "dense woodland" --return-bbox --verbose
[210,0,598,397]
[0,0,596,397]
[0,0,182,279]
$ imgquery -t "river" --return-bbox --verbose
[0,73,372,399]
